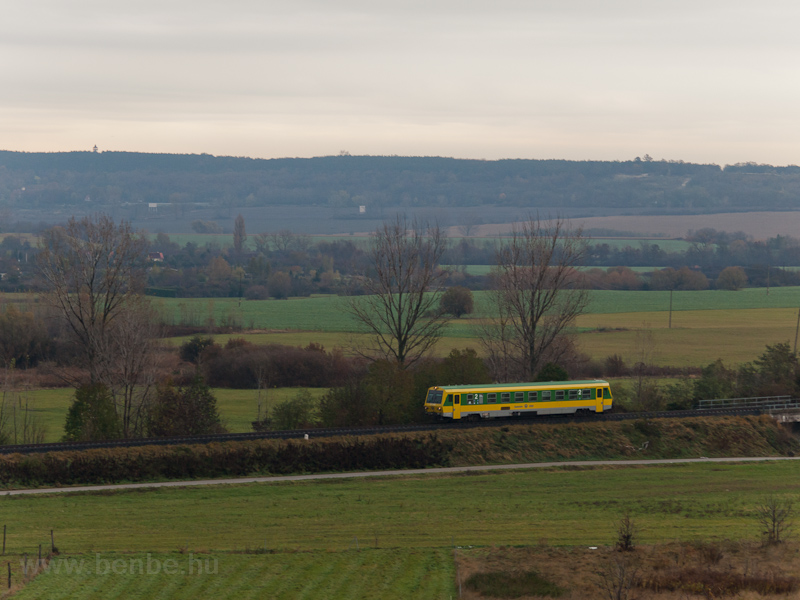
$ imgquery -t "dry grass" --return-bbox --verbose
[457,540,800,599]
[575,308,800,367]
[476,212,800,240]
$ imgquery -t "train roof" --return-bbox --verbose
[430,380,609,391]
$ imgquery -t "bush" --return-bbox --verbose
[147,375,226,437]
[717,266,748,290]
[179,335,215,364]
[535,362,569,382]
[63,384,121,442]
[0,434,452,487]
[271,390,318,430]
[466,571,564,598]
[201,342,359,389]
[0,305,52,368]
[439,286,474,318]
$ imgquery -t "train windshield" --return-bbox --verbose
[426,389,443,405]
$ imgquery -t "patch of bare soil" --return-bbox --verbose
[471,212,800,240]
[457,541,800,599]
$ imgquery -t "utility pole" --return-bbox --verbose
[668,289,673,329]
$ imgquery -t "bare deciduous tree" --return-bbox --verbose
[270,229,310,253]
[616,512,638,552]
[482,215,588,380]
[595,554,640,600]
[347,216,448,367]
[38,215,148,383]
[38,215,158,437]
[102,298,162,437]
[756,495,793,545]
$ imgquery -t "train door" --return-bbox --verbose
[452,394,461,419]
[595,387,604,413]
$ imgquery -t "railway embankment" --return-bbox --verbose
[0,415,794,489]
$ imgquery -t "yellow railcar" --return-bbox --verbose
[424,380,613,420]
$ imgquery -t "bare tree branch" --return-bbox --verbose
[37,214,154,437]
[482,215,588,380]
[347,215,448,367]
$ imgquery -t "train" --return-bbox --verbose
[424,379,613,420]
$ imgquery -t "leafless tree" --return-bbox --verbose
[756,495,793,544]
[482,215,588,380]
[631,325,662,411]
[102,298,162,437]
[253,232,270,254]
[595,554,640,600]
[38,215,159,436]
[38,215,148,384]
[270,229,310,253]
[457,211,483,237]
[347,215,448,367]
[615,512,638,552]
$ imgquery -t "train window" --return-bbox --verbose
[555,390,565,400]
[466,394,474,404]
[515,392,524,402]
[501,392,510,402]
[454,395,460,405]
[597,388,603,398]
[487,393,496,403]
[541,391,550,401]
[582,389,591,399]
[426,390,443,405]
[569,389,578,400]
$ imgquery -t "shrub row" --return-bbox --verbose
[0,434,451,487]
[200,340,362,388]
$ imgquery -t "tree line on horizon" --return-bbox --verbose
[2,151,800,214]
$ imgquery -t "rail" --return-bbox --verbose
[698,396,800,411]
[0,406,767,455]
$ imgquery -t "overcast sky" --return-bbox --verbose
[3,0,799,164]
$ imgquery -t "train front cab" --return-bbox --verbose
[424,387,455,419]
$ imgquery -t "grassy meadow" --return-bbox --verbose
[1,461,797,552]
[11,549,455,600]
[157,289,800,368]
[5,460,800,598]
[153,287,800,333]
[15,388,326,444]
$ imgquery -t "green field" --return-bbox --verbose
[2,462,796,552]
[4,461,800,597]
[13,549,454,600]
[154,287,800,332]
[16,387,326,444]
[159,297,800,369]
[444,264,660,276]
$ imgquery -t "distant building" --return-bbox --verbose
[148,252,164,262]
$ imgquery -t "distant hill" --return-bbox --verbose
[1,151,799,234]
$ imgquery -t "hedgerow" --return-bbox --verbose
[0,434,451,487]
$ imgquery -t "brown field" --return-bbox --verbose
[575,308,800,367]
[458,542,800,600]
[473,211,800,240]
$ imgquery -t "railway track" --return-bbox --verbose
[0,407,767,455]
